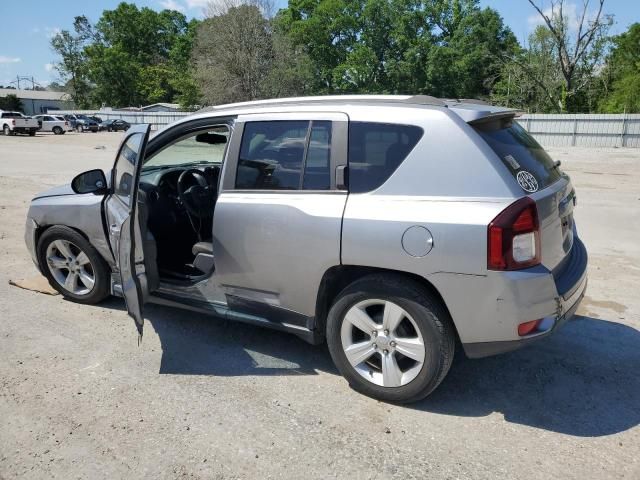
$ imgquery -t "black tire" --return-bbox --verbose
[52,126,63,135]
[29,131,36,136]
[37,226,110,304]
[3,124,12,136]
[326,274,456,403]
[76,125,83,133]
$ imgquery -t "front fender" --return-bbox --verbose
[27,194,114,267]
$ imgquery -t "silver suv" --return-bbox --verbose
[25,96,588,403]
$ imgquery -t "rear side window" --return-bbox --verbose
[348,122,423,193]
[474,119,562,193]
[236,120,332,191]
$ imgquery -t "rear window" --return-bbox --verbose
[474,119,562,193]
[348,122,423,193]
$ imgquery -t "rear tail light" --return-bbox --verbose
[488,197,540,270]
[11,119,15,126]
[65,121,68,126]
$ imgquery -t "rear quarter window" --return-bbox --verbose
[474,119,562,193]
[348,122,423,193]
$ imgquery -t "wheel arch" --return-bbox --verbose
[314,265,459,342]
[35,224,112,269]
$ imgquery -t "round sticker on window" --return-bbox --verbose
[516,170,539,193]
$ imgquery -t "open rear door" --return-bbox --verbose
[104,124,152,338]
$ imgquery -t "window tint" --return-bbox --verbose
[348,122,423,193]
[236,120,334,191]
[474,119,562,191]
[113,133,143,206]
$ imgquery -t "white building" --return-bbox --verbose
[0,88,73,116]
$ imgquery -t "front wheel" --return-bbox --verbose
[37,226,110,304]
[52,126,63,135]
[76,125,83,133]
[326,274,455,403]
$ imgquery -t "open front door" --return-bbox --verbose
[104,124,152,337]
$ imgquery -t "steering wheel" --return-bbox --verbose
[177,168,214,219]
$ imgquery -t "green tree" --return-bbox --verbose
[523,0,613,112]
[492,26,565,112]
[50,16,94,108]
[56,2,201,108]
[277,0,517,97]
[599,23,640,113]
[0,94,24,111]
[425,6,518,98]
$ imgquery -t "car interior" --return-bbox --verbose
[138,127,229,281]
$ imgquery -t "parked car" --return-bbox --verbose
[24,95,587,403]
[64,114,99,132]
[33,115,72,135]
[1,110,40,136]
[100,119,131,132]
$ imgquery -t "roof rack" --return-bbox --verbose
[444,98,491,106]
[404,95,447,107]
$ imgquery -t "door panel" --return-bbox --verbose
[213,113,348,318]
[212,192,347,316]
[104,124,152,336]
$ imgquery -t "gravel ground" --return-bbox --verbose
[0,131,639,479]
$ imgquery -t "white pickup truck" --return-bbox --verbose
[0,110,40,136]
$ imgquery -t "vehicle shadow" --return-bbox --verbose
[99,299,639,436]
[99,298,336,377]
[415,316,640,437]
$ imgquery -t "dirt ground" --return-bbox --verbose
[0,131,639,479]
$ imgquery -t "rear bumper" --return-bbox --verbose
[13,127,39,134]
[463,275,587,358]
[429,237,588,358]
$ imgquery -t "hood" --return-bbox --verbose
[32,183,76,200]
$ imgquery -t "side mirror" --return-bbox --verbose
[71,169,108,194]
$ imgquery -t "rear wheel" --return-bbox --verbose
[29,130,36,136]
[52,126,63,135]
[37,226,110,304]
[326,274,455,403]
[3,125,12,136]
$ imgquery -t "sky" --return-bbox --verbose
[1,0,639,88]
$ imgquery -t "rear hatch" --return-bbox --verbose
[473,117,576,274]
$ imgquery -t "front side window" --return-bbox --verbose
[348,122,423,193]
[236,120,332,191]
[113,133,143,206]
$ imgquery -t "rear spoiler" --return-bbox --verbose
[467,110,522,125]
[446,102,522,124]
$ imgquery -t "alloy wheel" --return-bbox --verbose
[45,239,96,295]
[340,299,426,388]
